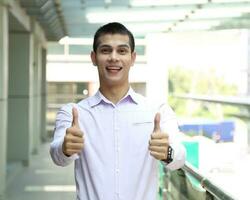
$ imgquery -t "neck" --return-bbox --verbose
[100,83,130,104]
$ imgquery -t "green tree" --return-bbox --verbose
[168,66,239,119]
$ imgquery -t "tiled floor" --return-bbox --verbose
[6,142,76,200]
[6,137,248,200]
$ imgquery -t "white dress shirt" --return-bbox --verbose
[50,88,186,200]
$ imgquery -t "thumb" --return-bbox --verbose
[153,113,161,132]
[72,107,80,128]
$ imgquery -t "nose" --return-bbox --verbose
[108,51,119,62]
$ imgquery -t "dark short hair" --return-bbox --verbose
[93,22,135,53]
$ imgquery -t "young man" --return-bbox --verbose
[50,22,186,200]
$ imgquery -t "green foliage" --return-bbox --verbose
[168,66,239,118]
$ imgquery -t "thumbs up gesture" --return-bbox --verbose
[149,113,169,160]
[62,107,84,157]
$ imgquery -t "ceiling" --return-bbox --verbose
[17,0,250,41]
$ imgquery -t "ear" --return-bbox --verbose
[130,52,136,67]
[90,51,97,66]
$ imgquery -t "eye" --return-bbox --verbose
[100,48,111,54]
[118,48,129,55]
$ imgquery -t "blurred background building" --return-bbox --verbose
[1,0,250,199]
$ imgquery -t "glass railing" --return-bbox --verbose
[159,162,236,200]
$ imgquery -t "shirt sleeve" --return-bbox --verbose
[50,103,79,167]
[158,103,186,170]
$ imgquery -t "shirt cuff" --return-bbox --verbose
[50,138,79,166]
[162,142,186,170]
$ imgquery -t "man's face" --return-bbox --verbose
[91,34,136,87]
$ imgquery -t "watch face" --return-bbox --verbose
[166,146,173,164]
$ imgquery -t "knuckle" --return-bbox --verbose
[65,143,70,148]
[162,139,167,144]
[65,136,71,143]
[66,131,74,137]
[66,149,70,153]
[65,134,70,139]
[66,127,72,133]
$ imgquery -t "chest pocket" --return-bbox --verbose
[124,112,154,154]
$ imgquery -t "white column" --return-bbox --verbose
[30,20,47,143]
[31,39,42,154]
[248,31,250,95]
[247,30,250,153]
[146,33,168,105]
[0,3,8,199]
[8,32,34,166]
[41,48,47,141]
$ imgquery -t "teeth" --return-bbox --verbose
[106,66,122,70]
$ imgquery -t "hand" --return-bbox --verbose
[149,113,169,160]
[63,107,84,157]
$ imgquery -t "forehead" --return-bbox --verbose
[97,34,130,48]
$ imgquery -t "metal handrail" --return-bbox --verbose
[182,162,236,200]
[173,94,250,108]
[166,94,245,199]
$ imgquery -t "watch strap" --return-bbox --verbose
[162,145,174,164]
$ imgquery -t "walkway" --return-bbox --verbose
[6,142,76,200]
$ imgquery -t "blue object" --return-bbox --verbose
[179,120,235,142]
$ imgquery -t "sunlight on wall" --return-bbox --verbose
[25,185,76,192]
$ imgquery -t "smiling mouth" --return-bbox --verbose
[106,66,122,72]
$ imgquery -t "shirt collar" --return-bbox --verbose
[88,87,139,107]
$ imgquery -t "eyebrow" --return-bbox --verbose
[98,44,130,49]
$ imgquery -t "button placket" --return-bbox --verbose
[114,108,120,198]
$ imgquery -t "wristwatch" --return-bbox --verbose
[163,145,174,164]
